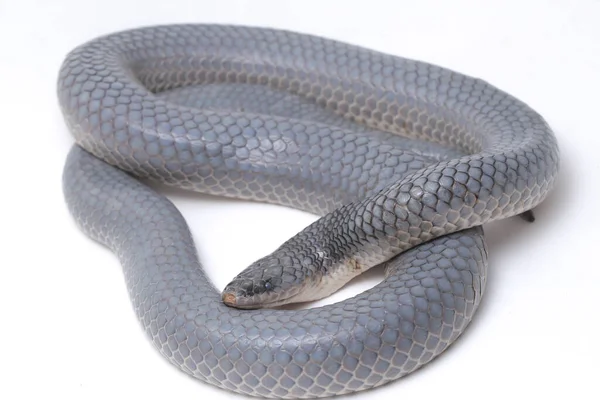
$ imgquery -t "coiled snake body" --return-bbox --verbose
[59,25,559,398]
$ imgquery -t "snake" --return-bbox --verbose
[58,24,559,398]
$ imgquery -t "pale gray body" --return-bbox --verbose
[59,25,559,398]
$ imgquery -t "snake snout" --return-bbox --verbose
[222,292,237,306]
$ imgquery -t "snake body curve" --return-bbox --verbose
[59,25,559,398]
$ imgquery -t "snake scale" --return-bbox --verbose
[58,25,559,398]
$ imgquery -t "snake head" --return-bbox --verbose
[221,253,319,309]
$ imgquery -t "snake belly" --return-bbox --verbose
[58,25,559,398]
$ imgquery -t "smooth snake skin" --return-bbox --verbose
[58,25,559,398]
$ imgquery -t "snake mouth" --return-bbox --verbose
[221,285,305,309]
[221,292,296,309]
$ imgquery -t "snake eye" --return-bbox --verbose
[264,281,273,291]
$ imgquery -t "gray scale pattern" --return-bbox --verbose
[58,24,559,398]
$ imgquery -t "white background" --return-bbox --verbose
[1,0,599,399]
